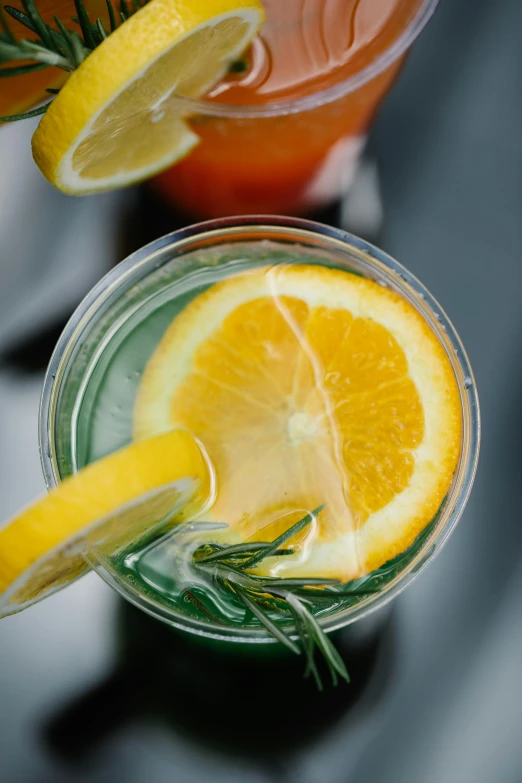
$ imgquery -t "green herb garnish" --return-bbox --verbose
[228,58,248,73]
[0,0,149,121]
[188,505,378,691]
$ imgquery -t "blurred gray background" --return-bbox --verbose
[1,0,521,780]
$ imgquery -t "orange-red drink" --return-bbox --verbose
[153,0,438,218]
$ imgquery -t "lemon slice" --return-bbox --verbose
[31,0,265,194]
[134,265,462,581]
[0,430,208,618]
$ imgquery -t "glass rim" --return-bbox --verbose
[39,215,480,643]
[170,0,439,119]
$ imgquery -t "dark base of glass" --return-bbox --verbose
[42,598,396,764]
[118,185,347,261]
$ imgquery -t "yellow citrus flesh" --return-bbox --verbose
[134,265,462,581]
[31,0,265,194]
[0,430,208,617]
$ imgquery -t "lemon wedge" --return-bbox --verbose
[0,430,208,618]
[32,0,265,194]
[134,265,462,581]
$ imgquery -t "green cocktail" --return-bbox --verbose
[39,217,478,659]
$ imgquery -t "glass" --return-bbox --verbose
[39,216,480,644]
[151,0,440,219]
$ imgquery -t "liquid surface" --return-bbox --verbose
[210,0,422,104]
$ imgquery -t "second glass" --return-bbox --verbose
[151,0,440,219]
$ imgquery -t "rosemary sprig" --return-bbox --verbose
[241,503,325,568]
[182,588,228,627]
[228,58,248,73]
[0,0,150,120]
[0,101,51,121]
[188,505,376,691]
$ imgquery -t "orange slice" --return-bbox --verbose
[134,265,462,581]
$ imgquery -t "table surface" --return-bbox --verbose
[1,0,521,780]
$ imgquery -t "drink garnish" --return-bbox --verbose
[135,263,462,583]
[0,0,148,122]
[166,503,439,688]
[183,506,368,690]
[0,430,209,618]
[0,0,265,190]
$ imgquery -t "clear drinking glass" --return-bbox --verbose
[39,216,480,645]
[151,0,440,219]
